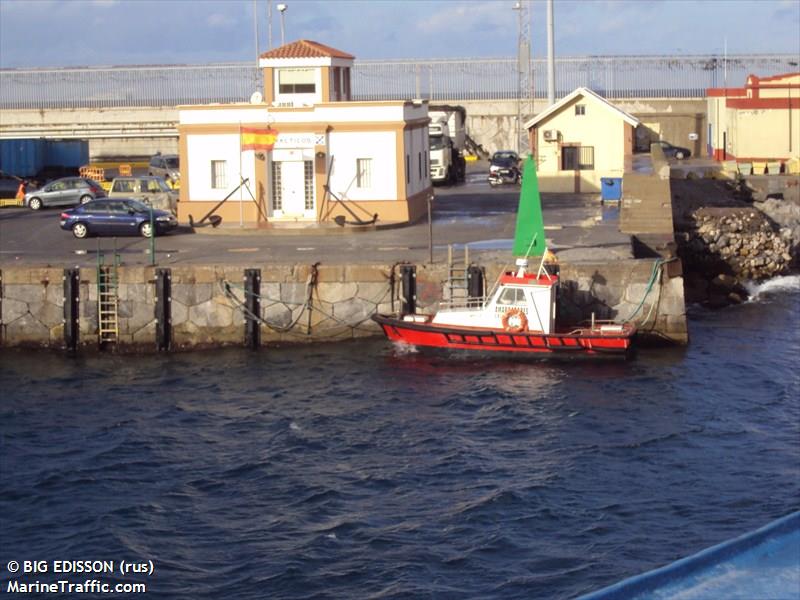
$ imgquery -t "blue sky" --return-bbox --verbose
[1,0,798,68]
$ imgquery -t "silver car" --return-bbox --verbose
[24,177,106,210]
[148,153,180,184]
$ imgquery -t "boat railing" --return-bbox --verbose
[438,296,489,311]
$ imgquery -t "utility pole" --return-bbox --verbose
[253,0,259,61]
[547,0,555,106]
[513,1,532,155]
[268,0,273,49]
[253,0,260,91]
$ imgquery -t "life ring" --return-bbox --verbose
[502,308,528,333]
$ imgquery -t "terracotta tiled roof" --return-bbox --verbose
[260,40,354,60]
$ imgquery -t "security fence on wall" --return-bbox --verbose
[1,54,797,110]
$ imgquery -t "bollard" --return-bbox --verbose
[244,268,261,349]
[63,268,80,351]
[400,265,416,316]
[467,265,485,307]
[154,268,171,351]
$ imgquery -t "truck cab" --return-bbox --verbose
[428,106,467,185]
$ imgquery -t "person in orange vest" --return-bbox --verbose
[15,180,27,203]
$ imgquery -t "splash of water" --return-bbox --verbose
[744,274,800,301]
[391,341,420,355]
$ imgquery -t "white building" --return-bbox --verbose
[524,87,639,193]
[177,40,432,226]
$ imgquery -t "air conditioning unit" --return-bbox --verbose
[543,129,559,142]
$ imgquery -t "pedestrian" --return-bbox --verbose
[15,180,27,203]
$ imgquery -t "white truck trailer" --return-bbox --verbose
[429,105,466,185]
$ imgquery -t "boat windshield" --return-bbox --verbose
[497,287,526,305]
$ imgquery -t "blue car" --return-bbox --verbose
[60,198,178,239]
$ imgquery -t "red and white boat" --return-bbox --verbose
[372,258,636,358]
[373,155,636,358]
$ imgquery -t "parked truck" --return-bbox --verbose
[428,104,467,185]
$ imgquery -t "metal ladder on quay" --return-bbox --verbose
[97,244,120,345]
[446,244,470,305]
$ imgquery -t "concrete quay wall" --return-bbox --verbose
[0,258,687,350]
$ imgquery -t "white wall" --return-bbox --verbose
[186,133,256,200]
[328,131,397,201]
[179,103,415,126]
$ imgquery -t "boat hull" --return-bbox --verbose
[372,314,635,358]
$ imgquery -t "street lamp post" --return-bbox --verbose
[277,3,287,46]
[513,1,523,155]
[149,205,155,266]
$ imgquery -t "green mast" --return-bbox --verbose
[512,154,547,258]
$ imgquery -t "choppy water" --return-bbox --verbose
[1,278,799,599]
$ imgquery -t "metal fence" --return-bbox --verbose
[1,54,797,110]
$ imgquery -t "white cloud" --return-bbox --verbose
[206,12,236,27]
[415,1,510,36]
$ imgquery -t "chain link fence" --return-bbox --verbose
[1,54,797,109]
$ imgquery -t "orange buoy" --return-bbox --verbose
[502,308,528,333]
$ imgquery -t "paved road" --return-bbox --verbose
[0,171,630,268]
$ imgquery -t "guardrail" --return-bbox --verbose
[1,54,796,109]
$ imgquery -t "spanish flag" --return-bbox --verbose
[241,126,279,151]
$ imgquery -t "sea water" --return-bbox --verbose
[1,277,798,599]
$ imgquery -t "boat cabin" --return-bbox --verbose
[431,270,558,334]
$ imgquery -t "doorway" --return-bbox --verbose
[270,158,315,220]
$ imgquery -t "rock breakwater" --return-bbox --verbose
[678,206,798,307]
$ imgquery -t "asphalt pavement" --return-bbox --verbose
[0,165,632,268]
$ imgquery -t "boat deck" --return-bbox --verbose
[578,511,800,600]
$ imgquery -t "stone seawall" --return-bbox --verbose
[0,258,687,350]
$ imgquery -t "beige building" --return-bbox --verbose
[177,40,432,226]
[707,72,800,165]
[524,87,639,193]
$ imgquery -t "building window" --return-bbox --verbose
[271,161,282,210]
[278,68,315,94]
[304,160,314,210]
[356,158,372,188]
[406,155,410,184]
[418,152,423,180]
[332,67,340,100]
[575,104,586,116]
[211,160,227,189]
[561,146,595,171]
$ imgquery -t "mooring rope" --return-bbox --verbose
[220,270,391,337]
[620,257,677,325]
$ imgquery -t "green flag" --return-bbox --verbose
[512,155,547,258]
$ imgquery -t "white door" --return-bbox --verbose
[271,159,314,219]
